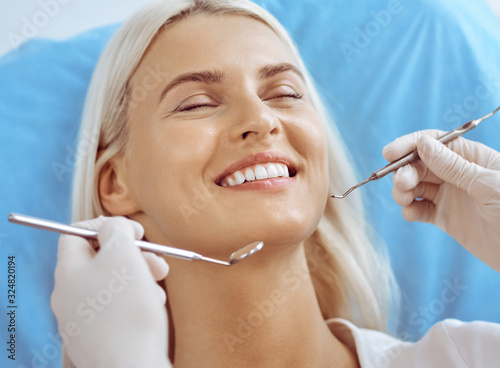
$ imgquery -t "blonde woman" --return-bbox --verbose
[50,0,500,367]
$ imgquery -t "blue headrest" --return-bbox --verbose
[0,25,119,367]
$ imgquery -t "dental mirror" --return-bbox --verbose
[228,241,264,265]
[8,213,263,267]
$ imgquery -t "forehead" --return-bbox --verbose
[131,13,297,84]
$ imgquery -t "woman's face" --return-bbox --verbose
[114,14,329,257]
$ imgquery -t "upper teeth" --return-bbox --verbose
[221,163,290,187]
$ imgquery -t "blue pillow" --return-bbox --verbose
[0,25,119,367]
[1,1,500,366]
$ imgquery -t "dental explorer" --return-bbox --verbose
[331,105,500,199]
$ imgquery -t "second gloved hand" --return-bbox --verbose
[383,130,500,271]
[51,216,171,368]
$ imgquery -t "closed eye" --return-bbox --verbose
[263,84,304,104]
[175,102,218,112]
[173,94,219,112]
[273,91,303,99]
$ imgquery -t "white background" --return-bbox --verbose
[0,0,157,57]
[0,0,499,57]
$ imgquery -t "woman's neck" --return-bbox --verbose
[164,243,360,368]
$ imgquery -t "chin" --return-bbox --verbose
[236,208,321,248]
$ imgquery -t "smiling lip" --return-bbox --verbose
[215,151,297,187]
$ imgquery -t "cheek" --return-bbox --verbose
[269,110,329,228]
[126,121,219,242]
[288,108,329,183]
[295,111,330,211]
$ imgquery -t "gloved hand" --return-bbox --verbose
[383,130,500,272]
[51,216,171,368]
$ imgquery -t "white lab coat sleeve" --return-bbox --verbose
[329,317,500,367]
[386,319,500,367]
[439,319,500,367]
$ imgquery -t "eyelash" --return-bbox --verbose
[175,103,217,112]
[274,91,303,100]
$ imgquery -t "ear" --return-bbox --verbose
[99,158,141,216]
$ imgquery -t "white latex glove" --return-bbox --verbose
[383,130,500,271]
[51,216,172,367]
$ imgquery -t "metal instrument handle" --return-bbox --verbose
[8,213,201,261]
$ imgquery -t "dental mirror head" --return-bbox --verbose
[201,241,264,266]
[228,241,264,265]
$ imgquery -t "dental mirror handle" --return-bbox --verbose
[8,213,206,262]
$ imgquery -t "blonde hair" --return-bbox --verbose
[72,0,398,332]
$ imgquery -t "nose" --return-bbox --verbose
[226,94,281,142]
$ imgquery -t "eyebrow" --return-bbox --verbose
[158,69,225,103]
[258,62,304,81]
[158,62,304,103]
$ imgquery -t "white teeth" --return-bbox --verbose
[254,165,268,180]
[266,164,278,178]
[276,164,284,177]
[234,171,245,185]
[221,162,292,187]
[244,168,255,181]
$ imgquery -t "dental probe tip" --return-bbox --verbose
[330,177,372,199]
[200,256,231,266]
